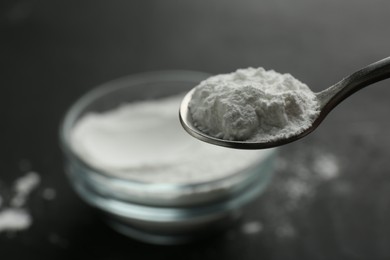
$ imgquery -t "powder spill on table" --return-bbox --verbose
[0,208,32,233]
[42,188,57,201]
[241,221,263,235]
[259,147,341,240]
[11,172,40,207]
[0,171,41,233]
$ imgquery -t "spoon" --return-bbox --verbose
[179,57,390,149]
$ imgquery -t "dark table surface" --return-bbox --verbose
[2,1,390,259]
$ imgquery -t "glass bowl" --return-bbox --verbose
[60,70,277,245]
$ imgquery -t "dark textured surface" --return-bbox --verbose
[1,1,390,259]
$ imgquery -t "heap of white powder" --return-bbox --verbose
[70,95,272,184]
[189,67,320,142]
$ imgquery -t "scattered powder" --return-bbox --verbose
[281,150,339,208]
[275,222,296,238]
[189,67,320,142]
[260,148,340,239]
[14,172,40,195]
[11,171,41,207]
[0,171,41,234]
[42,188,57,200]
[48,233,69,248]
[70,95,272,184]
[284,178,313,204]
[313,153,339,180]
[241,221,263,235]
[0,208,32,233]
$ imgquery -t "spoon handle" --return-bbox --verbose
[317,56,390,114]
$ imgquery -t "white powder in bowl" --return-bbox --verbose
[189,67,320,142]
[70,95,273,184]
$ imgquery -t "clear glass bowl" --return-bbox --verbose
[60,71,277,245]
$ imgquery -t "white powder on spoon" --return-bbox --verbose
[70,95,272,184]
[189,67,320,142]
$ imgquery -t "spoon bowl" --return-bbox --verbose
[180,57,390,149]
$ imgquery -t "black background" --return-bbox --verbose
[2,0,390,259]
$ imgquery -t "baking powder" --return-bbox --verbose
[70,95,271,184]
[189,67,320,142]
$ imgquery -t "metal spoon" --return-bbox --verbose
[179,57,390,149]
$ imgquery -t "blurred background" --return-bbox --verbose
[1,0,390,259]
